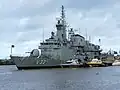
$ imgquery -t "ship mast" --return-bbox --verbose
[56,5,67,43]
[61,5,65,25]
[61,5,67,41]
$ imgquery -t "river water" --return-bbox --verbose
[0,65,120,90]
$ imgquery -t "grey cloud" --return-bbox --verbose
[16,27,53,43]
[23,23,41,30]
[65,0,118,10]
[1,0,120,58]
[0,18,20,32]
[1,0,117,19]
[16,30,43,43]
[0,0,52,18]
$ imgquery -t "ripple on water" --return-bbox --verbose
[0,66,120,90]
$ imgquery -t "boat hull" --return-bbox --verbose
[87,63,107,67]
[16,64,90,70]
[103,62,112,66]
[88,64,106,67]
[16,65,63,70]
[11,55,89,70]
[10,55,63,70]
[103,60,113,66]
[112,62,120,66]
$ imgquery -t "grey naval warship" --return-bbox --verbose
[10,5,102,70]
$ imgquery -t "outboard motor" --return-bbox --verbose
[30,49,40,57]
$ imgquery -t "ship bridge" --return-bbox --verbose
[39,31,61,49]
[38,32,62,58]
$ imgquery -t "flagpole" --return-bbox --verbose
[11,45,15,56]
[11,46,12,55]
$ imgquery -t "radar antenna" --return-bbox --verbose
[61,5,65,21]
[61,5,67,29]
[61,5,67,40]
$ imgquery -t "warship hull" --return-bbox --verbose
[17,65,89,70]
[16,64,89,70]
[11,56,89,70]
[11,56,64,70]
[16,65,63,70]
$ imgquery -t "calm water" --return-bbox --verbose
[0,65,120,90]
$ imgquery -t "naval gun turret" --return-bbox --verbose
[30,49,40,57]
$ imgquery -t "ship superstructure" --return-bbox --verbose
[10,5,102,70]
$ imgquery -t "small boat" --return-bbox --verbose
[60,59,84,68]
[87,58,105,67]
[66,59,80,64]
[102,60,113,66]
[112,60,120,66]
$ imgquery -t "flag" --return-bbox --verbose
[11,45,15,48]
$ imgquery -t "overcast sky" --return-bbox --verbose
[0,0,120,58]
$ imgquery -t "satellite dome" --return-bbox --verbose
[30,49,40,57]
